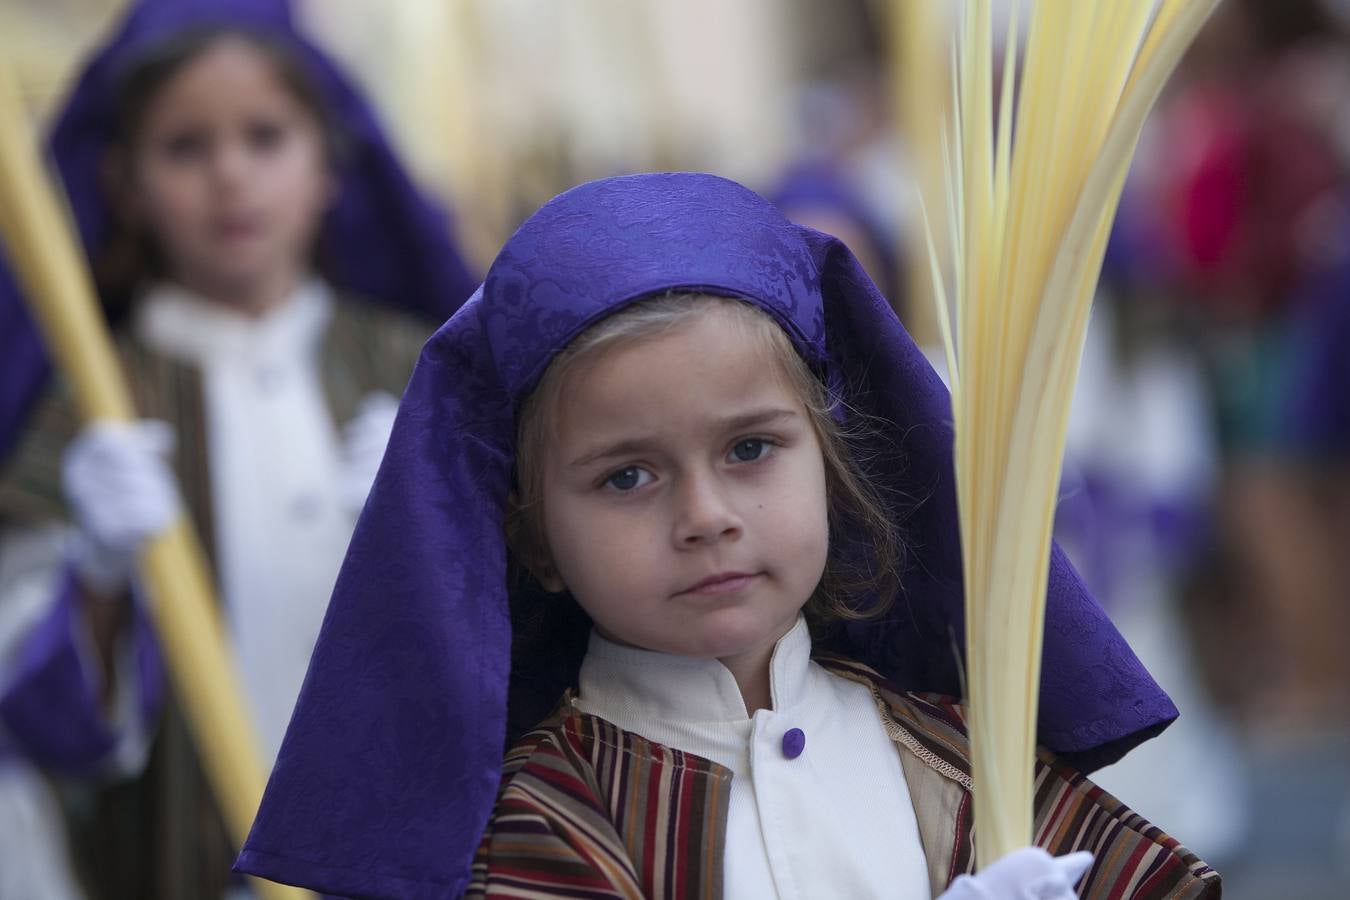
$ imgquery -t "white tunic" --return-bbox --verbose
[575,616,932,900]
[135,281,355,762]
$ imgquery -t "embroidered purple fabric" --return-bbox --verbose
[237,173,1176,899]
[0,0,477,458]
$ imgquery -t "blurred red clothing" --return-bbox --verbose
[1161,64,1342,321]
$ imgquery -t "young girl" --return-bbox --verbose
[238,174,1219,898]
[0,0,476,895]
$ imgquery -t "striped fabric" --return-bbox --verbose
[471,706,729,899]
[470,657,1220,899]
[823,657,1221,899]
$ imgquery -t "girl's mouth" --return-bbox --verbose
[675,571,762,597]
[213,215,264,241]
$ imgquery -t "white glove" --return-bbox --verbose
[339,391,400,514]
[62,420,179,596]
[939,849,1093,900]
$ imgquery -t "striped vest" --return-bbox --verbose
[469,657,1220,899]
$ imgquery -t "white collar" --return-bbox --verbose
[133,278,333,367]
[577,615,813,723]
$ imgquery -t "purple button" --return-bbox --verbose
[781,727,806,760]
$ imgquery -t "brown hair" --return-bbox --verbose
[507,292,902,625]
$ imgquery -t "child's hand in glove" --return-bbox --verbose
[63,419,179,596]
[939,848,1093,900]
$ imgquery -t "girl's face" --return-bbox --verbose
[537,308,830,670]
[127,37,332,310]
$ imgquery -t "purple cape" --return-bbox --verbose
[0,0,477,458]
[237,173,1176,899]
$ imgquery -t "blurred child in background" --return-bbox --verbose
[0,1,476,896]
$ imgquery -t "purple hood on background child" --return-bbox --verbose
[237,173,1176,899]
[767,160,900,303]
[0,0,478,457]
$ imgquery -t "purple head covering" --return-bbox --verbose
[0,0,477,457]
[237,173,1175,899]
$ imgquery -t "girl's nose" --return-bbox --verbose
[211,140,251,189]
[672,472,742,547]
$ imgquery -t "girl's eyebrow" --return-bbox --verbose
[568,407,799,469]
[714,407,799,432]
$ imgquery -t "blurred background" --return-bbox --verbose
[2,0,1348,897]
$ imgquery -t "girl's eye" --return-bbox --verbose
[730,438,770,463]
[247,120,286,152]
[604,466,652,492]
[162,131,207,161]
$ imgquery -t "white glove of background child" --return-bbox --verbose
[62,419,180,596]
[339,391,400,514]
[938,848,1093,900]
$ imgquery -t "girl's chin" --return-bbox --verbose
[182,264,297,309]
[669,608,802,660]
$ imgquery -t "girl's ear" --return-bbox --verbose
[93,145,154,302]
[320,169,339,213]
[505,490,566,593]
[100,147,140,224]
[533,562,566,594]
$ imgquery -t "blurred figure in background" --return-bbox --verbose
[1150,0,1349,725]
[768,155,901,309]
[1114,0,1350,893]
[1056,267,1249,867]
[0,0,476,896]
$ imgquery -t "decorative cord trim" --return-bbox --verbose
[872,691,974,791]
